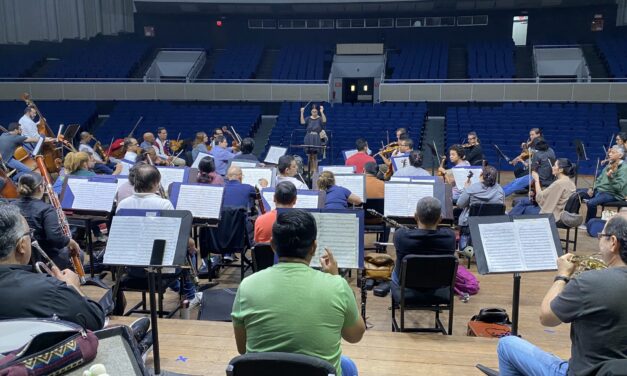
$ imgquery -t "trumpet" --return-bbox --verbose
[571,254,607,276]
[32,240,59,277]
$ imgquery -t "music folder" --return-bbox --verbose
[104,209,192,267]
[469,214,563,275]
[342,148,372,160]
[450,166,483,190]
[391,154,410,171]
[191,152,213,169]
[155,166,190,191]
[60,176,118,213]
[277,208,365,270]
[241,167,276,188]
[169,182,224,220]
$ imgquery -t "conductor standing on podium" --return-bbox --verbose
[300,104,327,173]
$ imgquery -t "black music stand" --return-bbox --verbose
[469,214,563,336]
[425,142,440,176]
[493,144,511,184]
[290,144,327,181]
[573,139,588,186]
[104,210,192,376]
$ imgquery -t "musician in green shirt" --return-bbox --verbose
[231,209,365,376]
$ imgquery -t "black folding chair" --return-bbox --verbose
[226,352,336,376]
[251,243,275,273]
[556,192,582,253]
[391,254,458,335]
[200,207,252,280]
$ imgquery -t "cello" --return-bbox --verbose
[0,166,18,199]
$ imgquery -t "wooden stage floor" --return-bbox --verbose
[98,172,600,375]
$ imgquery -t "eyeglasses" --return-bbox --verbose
[21,229,35,239]
[597,233,612,240]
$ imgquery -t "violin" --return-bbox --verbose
[89,135,109,163]
[221,126,241,153]
[510,139,532,166]
[437,154,447,177]
[373,142,398,159]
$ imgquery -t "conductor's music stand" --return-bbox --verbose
[493,144,511,184]
[573,139,588,186]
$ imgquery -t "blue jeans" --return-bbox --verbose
[7,158,32,181]
[503,176,534,197]
[497,336,568,376]
[341,355,358,376]
[579,189,617,223]
[509,197,542,216]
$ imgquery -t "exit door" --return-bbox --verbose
[342,78,374,103]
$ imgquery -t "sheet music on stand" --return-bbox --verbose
[241,167,276,188]
[342,148,371,161]
[277,209,364,270]
[229,160,258,169]
[261,188,322,211]
[469,215,563,275]
[384,180,438,217]
[32,136,44,156]
[319,165,355,174]
[264,146,288,165]
[60,177,118,213]
[191,152,213,169]
[451,166,483,190]
[104,210,192,267]
[155,166,189,191]
[391,154,411,171]
[169,183,224,220]
[333,173,366,202]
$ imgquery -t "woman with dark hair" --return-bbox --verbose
[317,171,362,209]
[509,158,577,218]
[457,166,505,250]
[197,156,224,185]
[300,104,327,172]
[13,174,82,269]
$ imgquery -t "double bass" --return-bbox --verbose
[19,93,65,173]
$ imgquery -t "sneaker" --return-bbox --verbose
[577,224,587,231]
[96,234,108,243]
[223,254,234,263]
[189,292,203,309]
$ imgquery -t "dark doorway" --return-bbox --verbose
[342,78,374,103]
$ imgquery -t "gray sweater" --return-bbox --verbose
[457,182,505,226]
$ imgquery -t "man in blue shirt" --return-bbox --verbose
[210,135,236,176]
[223,166,256,209]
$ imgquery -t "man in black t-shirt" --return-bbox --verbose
[0,205,104,330]
[497,215,627,375]
[392,196,456,285]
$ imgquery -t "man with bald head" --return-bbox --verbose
[223,166,256,209]
[140,132,155,151]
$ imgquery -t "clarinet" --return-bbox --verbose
[35,156,86,284]
[366,209,409,229]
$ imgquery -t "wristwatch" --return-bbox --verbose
[554,275,570,284]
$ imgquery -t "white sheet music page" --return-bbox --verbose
[264,146,287,165]
[175,185,224,219]
[191,152,212,169]
[478,222,524,272]
[120,161,133,175]
[156,167,186,191]
[451,167,482,190]
[309,212,360,269]
[384,183,434,217]
[104,216,182,266]
[321,166,355,174]
[514,218,558,271]
[231,160,257,168]
[334,174,365,201]
[295,192,320,209]
[241,168,274,188]
[67,179,117,211]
